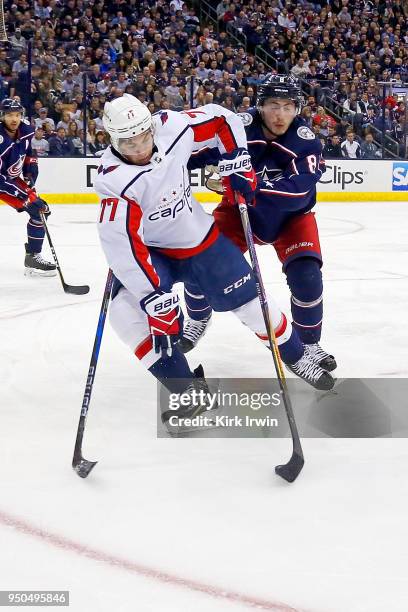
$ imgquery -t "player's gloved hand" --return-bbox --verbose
[218,147,258,205]
[141,290,183,359]
[24,197,51,220]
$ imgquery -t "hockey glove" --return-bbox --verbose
[141,290,183,359]
[218,148,257,205]
[24,197,51,220]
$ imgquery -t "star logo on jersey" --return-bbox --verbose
[257,166,283,182]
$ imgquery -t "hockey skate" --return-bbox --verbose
[287,352,335,391]
[161,365,219,436]
[24,245,57,277]
[178,315,212,353]
[304,343,337,372]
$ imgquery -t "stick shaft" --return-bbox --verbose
[73,269,114,461]
[236,194,303,455]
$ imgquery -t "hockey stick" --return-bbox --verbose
[72,269,114,478]
[40,211,90,295]
[236,193,304,483]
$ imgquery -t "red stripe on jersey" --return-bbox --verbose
[156,224,219,259]
[125,198,160,287]
[0,193,26,209]
[135,336,153,360]
[191,117,237,152]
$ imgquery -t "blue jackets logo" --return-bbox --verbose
[392,163,408,191]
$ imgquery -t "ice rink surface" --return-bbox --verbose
[1,201,408,612]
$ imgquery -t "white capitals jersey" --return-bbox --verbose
[95,104,247,299]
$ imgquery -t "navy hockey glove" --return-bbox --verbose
[24,197,51,220]
[141,290,183,359]
[218,148,257,204]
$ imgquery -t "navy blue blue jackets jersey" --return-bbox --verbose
[0,121,38,209]
[188,109,325,243]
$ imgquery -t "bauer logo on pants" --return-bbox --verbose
[392,162,408,191]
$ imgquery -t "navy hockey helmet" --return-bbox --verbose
[257,75,303,113]
[0,98,25,121]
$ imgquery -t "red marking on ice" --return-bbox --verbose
[0,508,302,611]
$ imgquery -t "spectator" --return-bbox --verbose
[56,110,73,131]
[291,58,310,79]
[89,131,108,155]
[360,133,382,159]
[323,135,342,159]
[34,107,56,131]
[31,127,50,157]
[9,29,27,60]
[48,127,75,157]
[341,132,361,159]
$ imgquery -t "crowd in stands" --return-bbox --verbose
[0,0,406,158]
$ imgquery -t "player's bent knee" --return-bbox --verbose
[286,257,323,301]
[232,295,282,330]
[109,288,149,353]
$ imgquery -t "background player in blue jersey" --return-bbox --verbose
[183,75,337,377]
[0,98,56,276]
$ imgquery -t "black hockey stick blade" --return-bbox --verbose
[63,282,90,295]
[72,455,98,479]
[275,451,304,483]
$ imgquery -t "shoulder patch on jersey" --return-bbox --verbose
[238,112,253,127]
[0,135,3,144]
[297,126,315,140]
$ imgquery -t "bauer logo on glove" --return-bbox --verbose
[141,290,183,359]
[218,148,258,205]
[218,151,252,175]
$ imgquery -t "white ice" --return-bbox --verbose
[1,201,408,612]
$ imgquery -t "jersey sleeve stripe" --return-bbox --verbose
[165,125,190,155]
[0,192,25,209]
[271,142,298,158]
[121,168,152,198]
[259,188,310,198]
[191,116,237,152]
[125,198,160,288]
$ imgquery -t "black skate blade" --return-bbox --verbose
[275,452,304,483]
[63,284,90,295]
[177,338,194,354]
[73,459,97,478]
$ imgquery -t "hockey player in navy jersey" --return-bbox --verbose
[0,98,56,276]
[94,94,334,432]
[183,75,337,378]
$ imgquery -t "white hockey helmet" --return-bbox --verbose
[102,94,152,150]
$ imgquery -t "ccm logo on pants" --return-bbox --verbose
[224,274,251,294]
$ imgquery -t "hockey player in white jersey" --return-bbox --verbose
[95,94,334,429]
